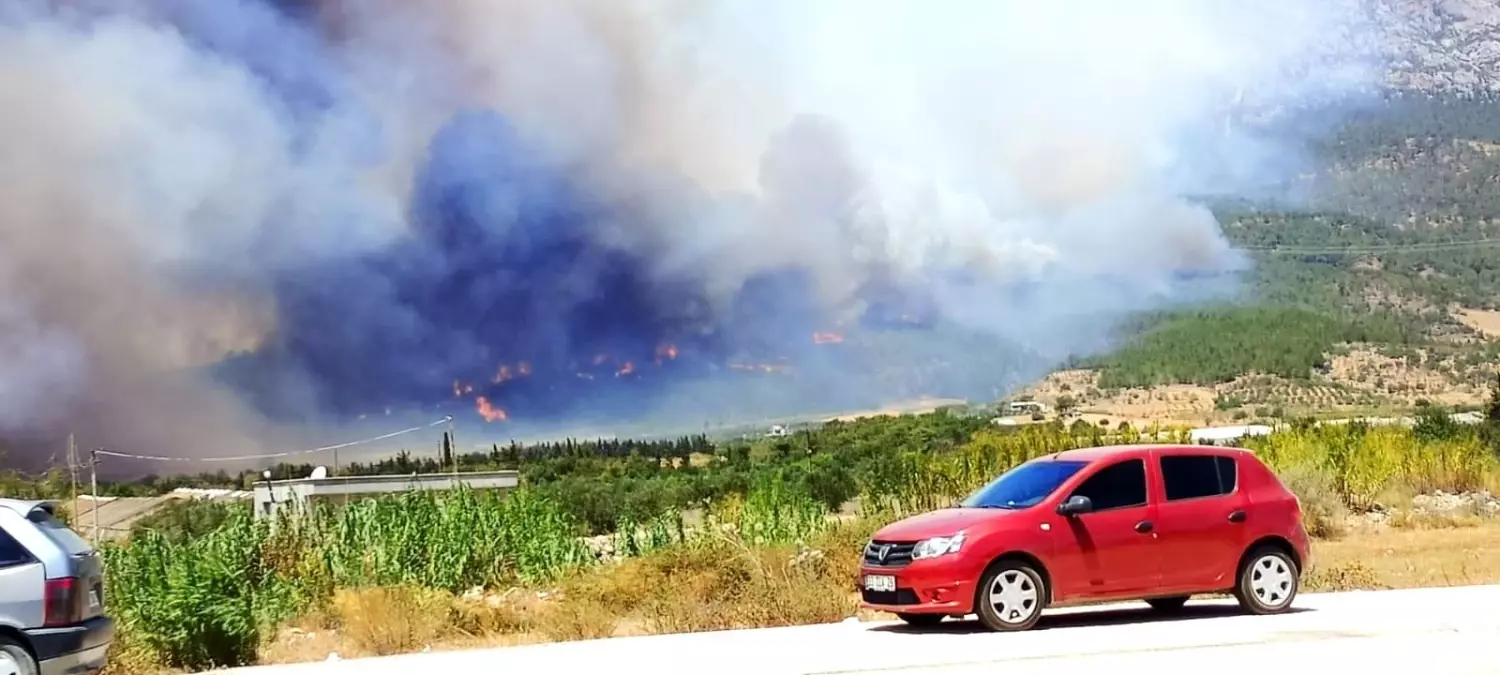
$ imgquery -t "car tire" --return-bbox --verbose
[974,560,1047,632]
[1145,595,1190,612]
[0,636,38,675]
[895,612,945,627]
[1234,546,1299,615]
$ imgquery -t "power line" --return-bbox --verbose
[93,416,454,463]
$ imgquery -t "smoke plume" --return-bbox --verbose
[0,0,1383,461]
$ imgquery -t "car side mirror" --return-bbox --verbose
[1057,495,1093,517]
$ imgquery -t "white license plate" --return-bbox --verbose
[88,590,100,609]
[863,574,896,592]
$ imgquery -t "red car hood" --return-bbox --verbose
[873,507,1013,541]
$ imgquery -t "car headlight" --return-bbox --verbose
[911,531,966,560]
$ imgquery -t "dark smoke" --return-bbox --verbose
[0,0,1387,462]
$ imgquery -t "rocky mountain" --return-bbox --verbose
[1376,0,1500,96]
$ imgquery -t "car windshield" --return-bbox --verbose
[959,460,1088,509]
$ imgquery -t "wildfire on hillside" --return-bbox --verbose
[475,396,509,422]
[812,331,844,344]
[491,360,535,383]
[654,343,679,363]
[616,360,636,377]
[452,380,475,397]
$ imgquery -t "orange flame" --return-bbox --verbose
[488,360,534,384]
[452,380,475,397]
[812,331,844,344]
[655,343,679,361]
[475,396,509,422]
[616,361,636,377]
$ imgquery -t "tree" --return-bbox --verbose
[1413,404,1462,443]
[1483,374,1500,456]
[1485,373,1500,424]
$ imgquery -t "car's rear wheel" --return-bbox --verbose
[0,636,37,675]
[1234,546,1299,615]
[1145,595,1190,612]
[895,612,945,627]
[974,560,1046,632]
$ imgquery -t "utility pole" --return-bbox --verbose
[89,449,100,544]
[66,434,78,526]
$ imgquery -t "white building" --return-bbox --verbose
[251,470,519,520]
[1006,400,1049,415]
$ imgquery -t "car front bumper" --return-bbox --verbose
[858,563,975,615]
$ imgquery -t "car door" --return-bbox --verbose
[1152,451,1248,592]
[0,526,45,629]
[1051,458,1160,599]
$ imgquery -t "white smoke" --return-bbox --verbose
[0,0,1386,459]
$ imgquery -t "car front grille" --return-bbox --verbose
[863,540,917,568]
[861,588,921,605]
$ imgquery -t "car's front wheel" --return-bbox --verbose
[974,559,1047,632]
[1234,546,1299,615]
[0,636,38,675]
[895,612,945,627]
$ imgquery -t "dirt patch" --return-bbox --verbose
[1327,346,1491,406]
[1456,308,1500,339]
[823,397,967,423]
[1308,522,1500,591]
[1010,369,1221,427]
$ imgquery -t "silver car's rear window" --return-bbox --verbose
[27,509,94,556]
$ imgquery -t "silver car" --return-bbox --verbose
[0,500,112,675]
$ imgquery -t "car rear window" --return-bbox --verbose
[27,508,94,556]
[1160,455,1238,501]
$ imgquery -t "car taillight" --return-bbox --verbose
[43,577,83,627]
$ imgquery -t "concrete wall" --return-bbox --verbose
[251,471,519,519]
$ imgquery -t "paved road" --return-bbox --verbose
[221,585,1500,675]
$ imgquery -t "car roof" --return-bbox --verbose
[0,498,57,518]
[1047,444,1253,463]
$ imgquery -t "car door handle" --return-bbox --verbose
[1135,520,1153,534]
[1227,510,1247,523]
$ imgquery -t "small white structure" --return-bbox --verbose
[1189,424,1274,446]
[765,424,790,437]
[1006,400,1049,415]
[1449,411,1486,425]
[252,470,519,520]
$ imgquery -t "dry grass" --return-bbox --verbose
[233,518,1500,670]
[823,398,968,423]
[1456,308,1500,339]
[1276,465,1351,540]
[330,586,452,656]
[1308,522,1500,591]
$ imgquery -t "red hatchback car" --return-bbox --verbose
[859,444,1310,631]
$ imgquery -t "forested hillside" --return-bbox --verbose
[1089,95,1500,400]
